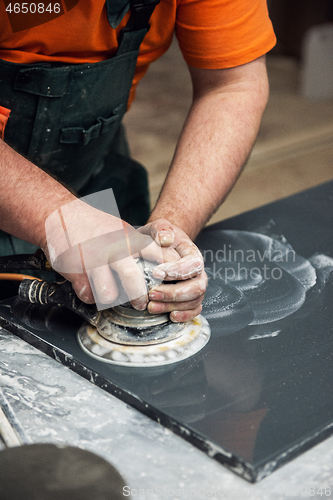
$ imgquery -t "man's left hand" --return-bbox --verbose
[140,219,207,322]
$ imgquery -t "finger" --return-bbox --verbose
[154,255,204,281]
[160,246,180,262]
[67,273,95,304]
[139,220,175,247]
[112,256,148,310]
[148,296,203,315]
[124,224,159,260]
[87,265,118,307]
[170,305,203,323]
[138,239,164,266]
[124,224,167,265]
[149,273,207,303]
[153,243,204,281]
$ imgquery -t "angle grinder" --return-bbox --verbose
[13,254,210,367]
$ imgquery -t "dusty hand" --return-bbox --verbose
[140,219,207,322]
[42,198,163,310]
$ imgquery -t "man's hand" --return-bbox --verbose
[43,198,164,311]
[141,219,207,322]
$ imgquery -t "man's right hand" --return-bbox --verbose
[42,198,164,311]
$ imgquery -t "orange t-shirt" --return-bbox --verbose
[0,0,276,106]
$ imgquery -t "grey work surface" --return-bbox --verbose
[0,327,332,500]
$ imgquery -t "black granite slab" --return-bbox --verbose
[1,181,333,482]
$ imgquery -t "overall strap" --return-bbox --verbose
[120,0,161,33]
[115,0,161,55]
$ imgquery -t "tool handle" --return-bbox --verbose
[18,279,99,326]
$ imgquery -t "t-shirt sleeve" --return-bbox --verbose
[175,0,276,69]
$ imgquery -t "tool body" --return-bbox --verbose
[2,251,210,367]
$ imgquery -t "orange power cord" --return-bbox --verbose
[0,274,41,282]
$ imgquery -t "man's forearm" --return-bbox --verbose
[149,57,269,240]
[0,139,76,248]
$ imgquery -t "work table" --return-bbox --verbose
[0,327,332,498]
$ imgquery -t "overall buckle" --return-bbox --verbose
[121,0,161,33]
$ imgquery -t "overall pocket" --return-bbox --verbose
[60,105,124,146]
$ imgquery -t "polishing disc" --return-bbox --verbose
[77,315,210,367]
[95,305,186,346]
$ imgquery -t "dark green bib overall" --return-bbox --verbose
[0,0,158,256]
